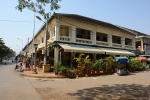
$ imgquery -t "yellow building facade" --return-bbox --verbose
[23,13,138,66]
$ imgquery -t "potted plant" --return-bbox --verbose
[59,65,68,76]
[103,56,116,74]
[129,57,140,72]
[74,54,91,77]
[54,62,62,75]
[136,61,147,71]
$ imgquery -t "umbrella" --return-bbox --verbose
[136,56,147,61]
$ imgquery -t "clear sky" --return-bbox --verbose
[0,0,150,54]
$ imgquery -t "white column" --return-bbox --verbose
[133,39,136,50]
[121,37,125,48]
[92,31,96,45]
[141,38,144,51]
[55,23,60,41]
[108,33,112,47]
[71,26,76,43]
[54,46,59,65]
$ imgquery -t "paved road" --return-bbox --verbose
[29,68,150,100]
[0,61,42,100]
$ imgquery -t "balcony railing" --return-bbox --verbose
[59,36,72,42]
[96,41,109,46]
[76,38,92,44]
[125,45,133,49]
[112,43,122,48]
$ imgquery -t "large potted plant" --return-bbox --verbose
[74,54,91,77]
[129,57,140,72]
[103,56,116,74]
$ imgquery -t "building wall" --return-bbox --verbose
[24,15,136,55]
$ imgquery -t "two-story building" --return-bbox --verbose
[23,13,138,66]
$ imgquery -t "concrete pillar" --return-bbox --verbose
[54,46,59,65]
[55,23,60,41]
[121,37,125,48]
[133,39,136,50]
[141,38,144,51]
[71,26,76,43]
[92,31,96,45]
[108,33,112,47]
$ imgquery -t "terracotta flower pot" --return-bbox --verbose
[55,72,58,75]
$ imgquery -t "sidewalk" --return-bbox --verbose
[21,65,150,79]
[21,70,66,79]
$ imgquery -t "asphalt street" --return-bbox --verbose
[0,61,42,100]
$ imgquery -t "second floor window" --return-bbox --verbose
[76,28,91,39]
[96,32,108,42]
[125,38,132,46]
[59,25,72,37]
[112,35,121,44]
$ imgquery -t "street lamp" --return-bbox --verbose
[16,45,20,54]
[17,38,23,52]
[36,15,49,65]
[32,43,38,74]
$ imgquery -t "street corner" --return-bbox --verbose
[21,71,67,79]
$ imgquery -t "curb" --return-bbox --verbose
[21,73,67,79]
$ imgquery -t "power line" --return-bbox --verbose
[0,20,41,23]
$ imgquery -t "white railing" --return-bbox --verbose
[112,43,122,48]
[76,38,92,44]
[125,45,133,49]
[96,41,109,46]
[59,36,72,42]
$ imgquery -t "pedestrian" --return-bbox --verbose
[25,58,30,70]
[3,59,6,65]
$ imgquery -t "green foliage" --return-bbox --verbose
[59,66,68,73]
[0,38,15,59]
[129,57,140,68]
[92,59,105,70]
[68,68,77,73]
[104,56,116,69]
[54,61,62,72]
[16,0,61,18]
[74,54,91,71]
[139,61,147,69]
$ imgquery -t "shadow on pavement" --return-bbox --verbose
[68,84,150,100]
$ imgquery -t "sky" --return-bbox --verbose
[0,0,150,54]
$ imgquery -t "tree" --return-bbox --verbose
[16,0,61,18]
[0,38,15,60]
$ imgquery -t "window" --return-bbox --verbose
[96,32,108,42]
[125,38,132,46]
[60,25,71,36]
[112,35,121,44]
[51,27,55,37]
[76,28,91,39]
